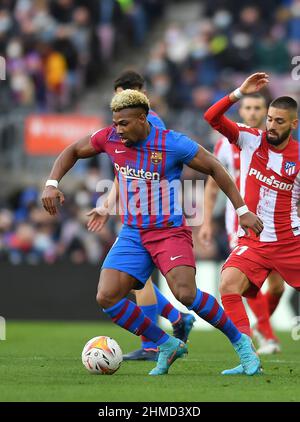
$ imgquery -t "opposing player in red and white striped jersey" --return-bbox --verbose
[204,73,300,374]
[200,94,284,354]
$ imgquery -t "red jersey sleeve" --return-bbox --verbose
[204,95,262,149]
[90,126,112,153]
[204,95,240,144]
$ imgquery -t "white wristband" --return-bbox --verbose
[46,180,58,188]
[233,88,243,99]
[236,205,249,217]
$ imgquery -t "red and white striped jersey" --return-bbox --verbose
[205,96,300,243]
[214,137,240,240]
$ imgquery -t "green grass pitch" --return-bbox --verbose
[0,321,299,402]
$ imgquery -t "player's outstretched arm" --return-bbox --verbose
[203,72,269,143]
[198,177,219,246]
[42,136,98,216]
[188,147,264,236]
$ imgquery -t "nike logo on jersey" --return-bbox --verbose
[170,255,183,261]
[256,152,266,159]
[115,149,126,154]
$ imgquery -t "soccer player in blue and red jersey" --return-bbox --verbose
[42,89,263,375]
[111,71,196,361]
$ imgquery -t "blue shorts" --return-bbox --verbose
[102,225,155,286]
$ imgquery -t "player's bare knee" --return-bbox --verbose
[96,290,117,309]
[174,288,195,307]
[219,276,239,295]
[167,278,195,306]
[219,268,248,295]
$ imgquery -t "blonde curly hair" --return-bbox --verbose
[110,89,150,114]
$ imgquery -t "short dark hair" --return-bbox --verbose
[240,93,267,107]
[114,70,145,91]
[269,96,298,113]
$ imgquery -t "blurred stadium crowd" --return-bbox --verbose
[1,0,299,265]
[0,164,119,265]
[146,0,300,146]
[0,0,164,112]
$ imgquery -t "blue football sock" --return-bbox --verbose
[153,284,181,324]
[140,304,159,350]
[188,289,241,344]
[103,298,169,346]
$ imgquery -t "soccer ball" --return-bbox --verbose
[82,336,123,375]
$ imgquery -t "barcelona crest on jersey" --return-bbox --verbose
[151,151,162,164]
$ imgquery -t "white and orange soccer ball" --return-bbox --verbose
[82,336,123,375]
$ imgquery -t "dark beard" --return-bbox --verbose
[266,128,291,146]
